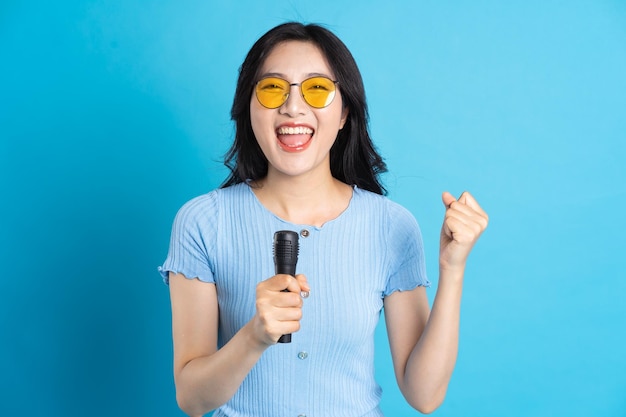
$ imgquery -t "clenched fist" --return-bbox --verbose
[439,191,489,273]
[252,273,310,346]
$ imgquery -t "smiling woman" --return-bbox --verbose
[250,41,348,177]
[159,22,488,417]
[3,1,625,416]
[223,23,387,195]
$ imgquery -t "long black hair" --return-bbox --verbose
[222,22,387,195]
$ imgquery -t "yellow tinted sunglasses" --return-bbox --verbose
[255,76,338,109]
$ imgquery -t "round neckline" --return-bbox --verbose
[244,182,358,231]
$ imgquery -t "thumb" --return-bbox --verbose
[442,191,457,209]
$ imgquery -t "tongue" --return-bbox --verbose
[278,134,311,148]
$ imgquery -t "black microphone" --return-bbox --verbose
[273,230,299,344]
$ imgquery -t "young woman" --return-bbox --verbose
[160,22,488,417]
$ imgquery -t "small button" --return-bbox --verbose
[297,351,308,360]
[300,229,310,238]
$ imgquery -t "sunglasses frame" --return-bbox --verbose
[255,76,339,109]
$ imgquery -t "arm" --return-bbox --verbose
[384,271,462,414]
[169,272,309,416]
[384,191,488,413]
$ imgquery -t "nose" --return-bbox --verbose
[279,84,307,116]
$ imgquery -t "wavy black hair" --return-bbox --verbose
[222,22,387,195]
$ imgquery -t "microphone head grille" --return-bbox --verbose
[273,230,299,264]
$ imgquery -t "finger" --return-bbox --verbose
[447,199,478,219]
[452,194,489,234]
[276,306,304,321]
[256,284,300,307]
[272,291,304,308]
[259,310,302,342]
[442,191,457,209]
[272,318,302,340]
[449,192,488,225]
[295,274,310,292]
[445,207,475,228]
[295,274,311,298]
[263,274,298,292]
[446,202,488,238]
[283,274,306,294]
[461,192,489,220]
[443,216,481,244]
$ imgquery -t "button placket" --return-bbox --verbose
[295,226,310,417]
[299,229,310,300]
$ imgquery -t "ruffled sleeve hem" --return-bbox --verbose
[383,277,431,298]
[158,265,215,286]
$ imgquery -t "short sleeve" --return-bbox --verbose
[383,202,430,297]
[158,193,218,285]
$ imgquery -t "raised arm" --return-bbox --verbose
[384,191,488,413]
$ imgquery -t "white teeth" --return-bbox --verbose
[277,126,313,135]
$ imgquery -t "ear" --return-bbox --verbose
[339,107,349,130]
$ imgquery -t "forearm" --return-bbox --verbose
[402,267,464,412]
[175,320,267,416]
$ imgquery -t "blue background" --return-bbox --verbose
[1,1,625,416]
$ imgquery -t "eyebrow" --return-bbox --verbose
[258,72,334,81]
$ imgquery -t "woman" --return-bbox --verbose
[160,22,488,417]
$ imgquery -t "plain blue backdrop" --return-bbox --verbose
[1,1,625,416]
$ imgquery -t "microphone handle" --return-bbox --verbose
[276,323,291,344]
[276,259,295,344]
[273,231,299,344]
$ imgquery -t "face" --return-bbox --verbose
[250,40,348,181]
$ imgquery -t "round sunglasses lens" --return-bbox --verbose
[256,78,289,108]
[301,77,336,108]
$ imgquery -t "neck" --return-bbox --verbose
[251,169,352,227]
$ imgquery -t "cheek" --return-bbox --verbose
[249,103,271,140]
[322,104,348,133]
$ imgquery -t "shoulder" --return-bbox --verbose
[170,184,255,237]
[174,183,249,222]
[173,191,218,225]
[352,187,418,227]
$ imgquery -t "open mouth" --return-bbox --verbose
[276,126,314,152]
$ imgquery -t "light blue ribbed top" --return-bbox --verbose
[159,182,429,417]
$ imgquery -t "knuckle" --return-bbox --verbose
[257,310,269,325]
[280,274,293,288]
[289,293,302,305]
